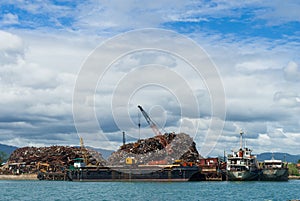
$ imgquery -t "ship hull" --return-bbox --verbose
[260,169,288,181]
[68,166,202,182]
[227,170,259,181]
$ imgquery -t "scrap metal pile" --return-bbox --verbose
[0,132,202,175]
[1,146,106,174]
[108,133,202,165]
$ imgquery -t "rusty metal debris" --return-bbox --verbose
[108,133,202,166]
[0,146,106,175]
[0,132,202,179]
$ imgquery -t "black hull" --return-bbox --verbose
[68,166,202,182]
[227,169,289,181]
[227,170,260,181]
[260,169,289,181]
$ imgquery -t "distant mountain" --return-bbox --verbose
[0,144,18,156]
[85,146,114,159]
[256,152,300,163]
[90,147,114,159]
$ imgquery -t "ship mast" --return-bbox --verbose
[239,130,244,149]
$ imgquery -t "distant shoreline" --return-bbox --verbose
[288,175,300,180]
[0,174,37,180]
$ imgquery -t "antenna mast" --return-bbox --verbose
[239,130,244,149]
[122,131,126,146]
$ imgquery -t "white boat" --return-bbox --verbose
[226,131,260,181]
[260,156,288,181]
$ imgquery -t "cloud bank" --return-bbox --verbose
[0,0,299,156]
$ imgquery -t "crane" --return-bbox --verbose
[137,105,171,153]
[137,105,162,137]
[80,137,89,165]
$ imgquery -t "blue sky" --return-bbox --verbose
[1,1,299,39]
[0,1,299,156]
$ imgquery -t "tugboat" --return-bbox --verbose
[226,131,260,181]
[260,155,289,181]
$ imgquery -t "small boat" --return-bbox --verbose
[260,155,289,181]
[226,131,260,181]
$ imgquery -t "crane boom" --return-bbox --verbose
[137,105,162,136]
[80,137,89,165]
[137,105,173,155]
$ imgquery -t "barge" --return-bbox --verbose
[68,164,202,182]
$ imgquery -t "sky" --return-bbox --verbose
[0,0,299,157]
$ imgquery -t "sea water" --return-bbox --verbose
[0,180,299,201]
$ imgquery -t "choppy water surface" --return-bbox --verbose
[0,180,299,201]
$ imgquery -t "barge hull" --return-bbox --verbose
[227,171,259,181]
[260,169,288,181]
[69,166,201,182]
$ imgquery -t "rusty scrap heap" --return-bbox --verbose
[108,133,201,165]
[1,146,106,174]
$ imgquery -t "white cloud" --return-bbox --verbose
[255,0,300,25]
[267,127,287,139]
[0,28,298,154]
[236,59,280,72]
[1,13,19,25]
[0,30,97,147]
[273,91,300,107]
[0,31,24,64]
[284,61,300,81]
